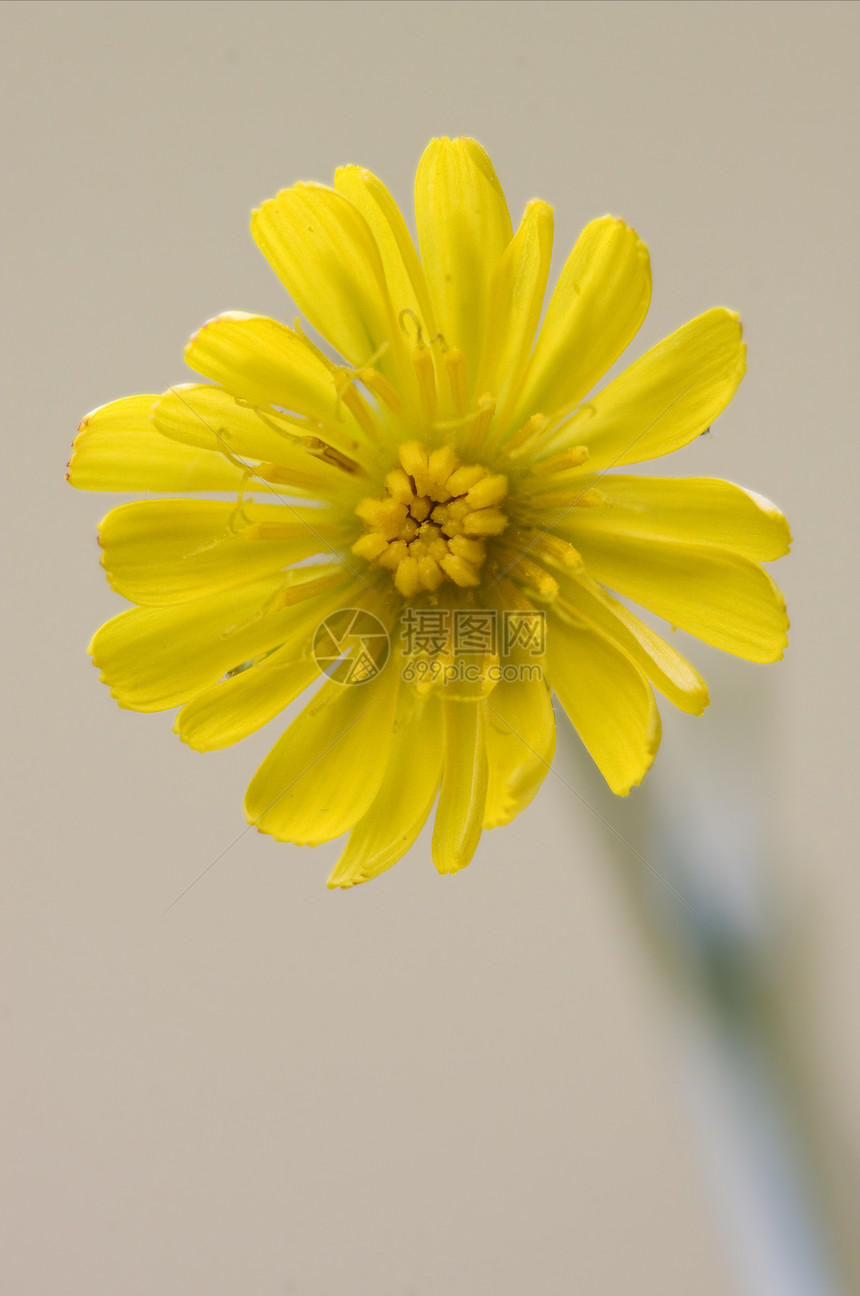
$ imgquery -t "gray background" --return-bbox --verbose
[2,2,858,1293]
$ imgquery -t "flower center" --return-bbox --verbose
[352,441,509,597]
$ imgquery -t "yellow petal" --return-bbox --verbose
[575,531,789,662]
[551,474,791,561]
[98,498,344,605]
[327,691,443,888]
[176,656,319,752]
[557,572,709,715]
[333,165,438,340]
[483,670,556,829]
[475,198,554,420]
[244,663,401,846]
[184,312,366,458]
[431,699,488,874]
[67,395,247,493]
[173,582,353,750]
[151,384,350,496]
[548,308,745,469]
[251,183,403,378]
[415,137,512,385]
[511,216,651,427]
[89,572,309,711]
[546,618,661,795]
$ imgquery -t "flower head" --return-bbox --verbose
[69,138,789,887]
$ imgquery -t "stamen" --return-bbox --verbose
[462,507,508,536]
[468,394,496,449]
[448,535,485,565]
[398,440,431,495]
[352,440,509,595]
[226,472,255,534]
[222,567,347,635]
[377,540,409,570]
[238,521,306,541]
[394,556,420,597]
[412,344,437,423]
[466,473,508,509]
[531,534,584,572]
[499,552,559,602]
[442,347,467,414]
[428,444,459,485]
[356,366,402,415]
[292,333,392,439]
[352,532,389,561]
[331,370,375,440]
[446,463,486,496]
[256,460,346,490]
[355,496,407,537]
[398,309,424,343]
[573,486,607,508]
[504,413,548,456]
[334,368,380,440]
[262,569,346,613]
[297,437,364,474]
[252,407,364,468]
[384,466,415,505]
[440,554,481,587]
[518,484,608,510]
[417,556,445,591]
[533,445,591,476]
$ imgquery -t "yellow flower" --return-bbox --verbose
[69,137,790,888]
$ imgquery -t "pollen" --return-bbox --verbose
[352,441,509,596]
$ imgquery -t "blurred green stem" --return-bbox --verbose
[559,722,860,1296]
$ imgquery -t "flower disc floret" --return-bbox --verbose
[352,441,508,595]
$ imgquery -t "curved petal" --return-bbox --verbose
[557,572,709,715]
[551,474,791,561]
[251,183,404,380]
[173,581,355,750]
[151,385,350,497]
[483,669,556,829]
[244,661,401,846]
[512,216,651,427]
[575,531,789,662]
[327,690,443,889]
[67,395,247,493]
[184,313,367,459]
[333,165,437,339]
[547,308,745,469]
[475,199,554,424]
[415,137,513,384]
[431,698,489,874]
[546,617,661,795]
[98,498,345,605]
[88,572,318,712]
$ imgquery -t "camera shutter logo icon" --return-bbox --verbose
[312,608,390,685]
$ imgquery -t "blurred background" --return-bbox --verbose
[2,2,858,1293]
